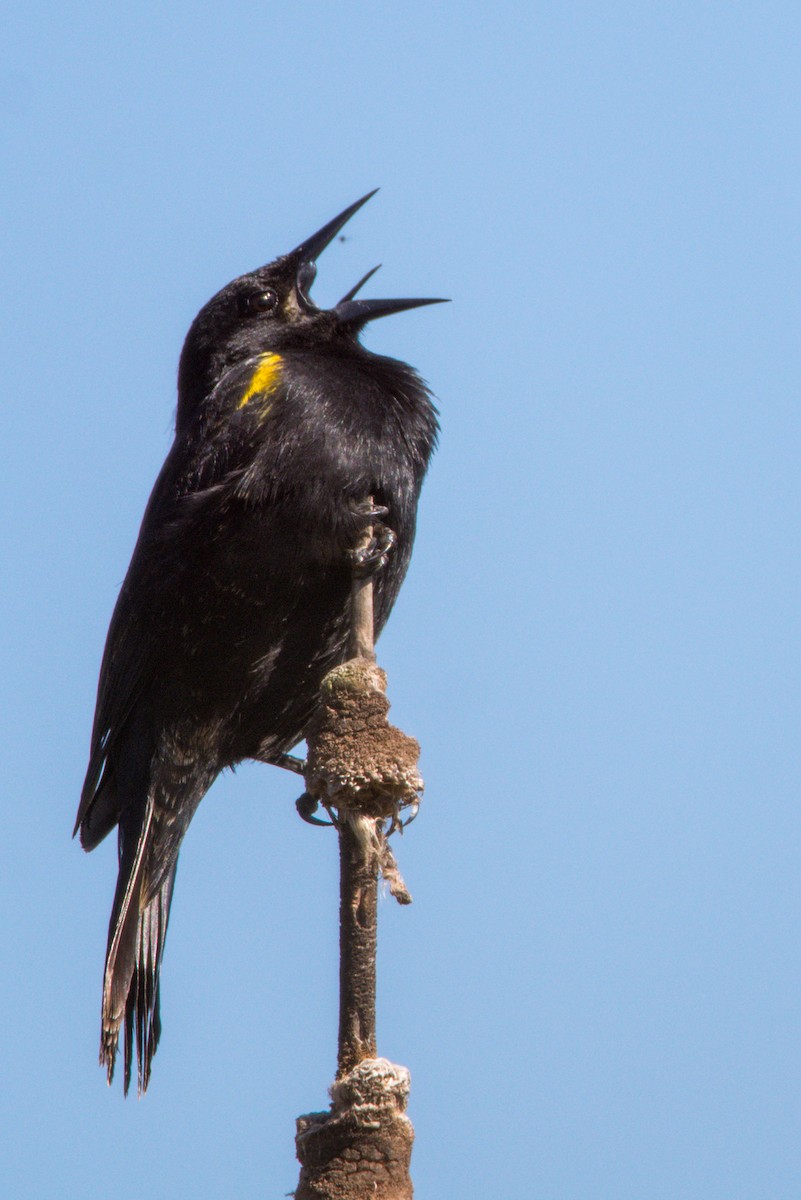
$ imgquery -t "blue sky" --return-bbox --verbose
[3,3,800,1197]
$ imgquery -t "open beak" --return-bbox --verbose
[287,191,449,327]
[289,190,379,266]
[333,294,449,328]
[338,264,382,304]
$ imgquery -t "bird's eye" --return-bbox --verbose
[240,289,278,316]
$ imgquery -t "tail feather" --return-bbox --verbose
[86,730,217,1095]
[130,869,174,1094]
[102,865,176,1096]
[100,801,177,1096]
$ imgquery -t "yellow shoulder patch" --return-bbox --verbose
[238,353,284,410]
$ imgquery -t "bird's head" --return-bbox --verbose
[177,191,446,410]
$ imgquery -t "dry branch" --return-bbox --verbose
[293,506,422,1198]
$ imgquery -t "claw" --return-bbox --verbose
[295,792,336,826]
[400,800,420,828]
[385,800,419,836]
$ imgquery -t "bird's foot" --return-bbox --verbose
[347,522,397,577]
[295,792,337,827]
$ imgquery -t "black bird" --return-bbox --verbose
[75,192,443,1094]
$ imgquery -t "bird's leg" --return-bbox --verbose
[263,753,335,823]
[351,499,389,524]
[264,751,307,776]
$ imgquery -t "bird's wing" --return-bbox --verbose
[76,360,277,842]
[75,461,185,843]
